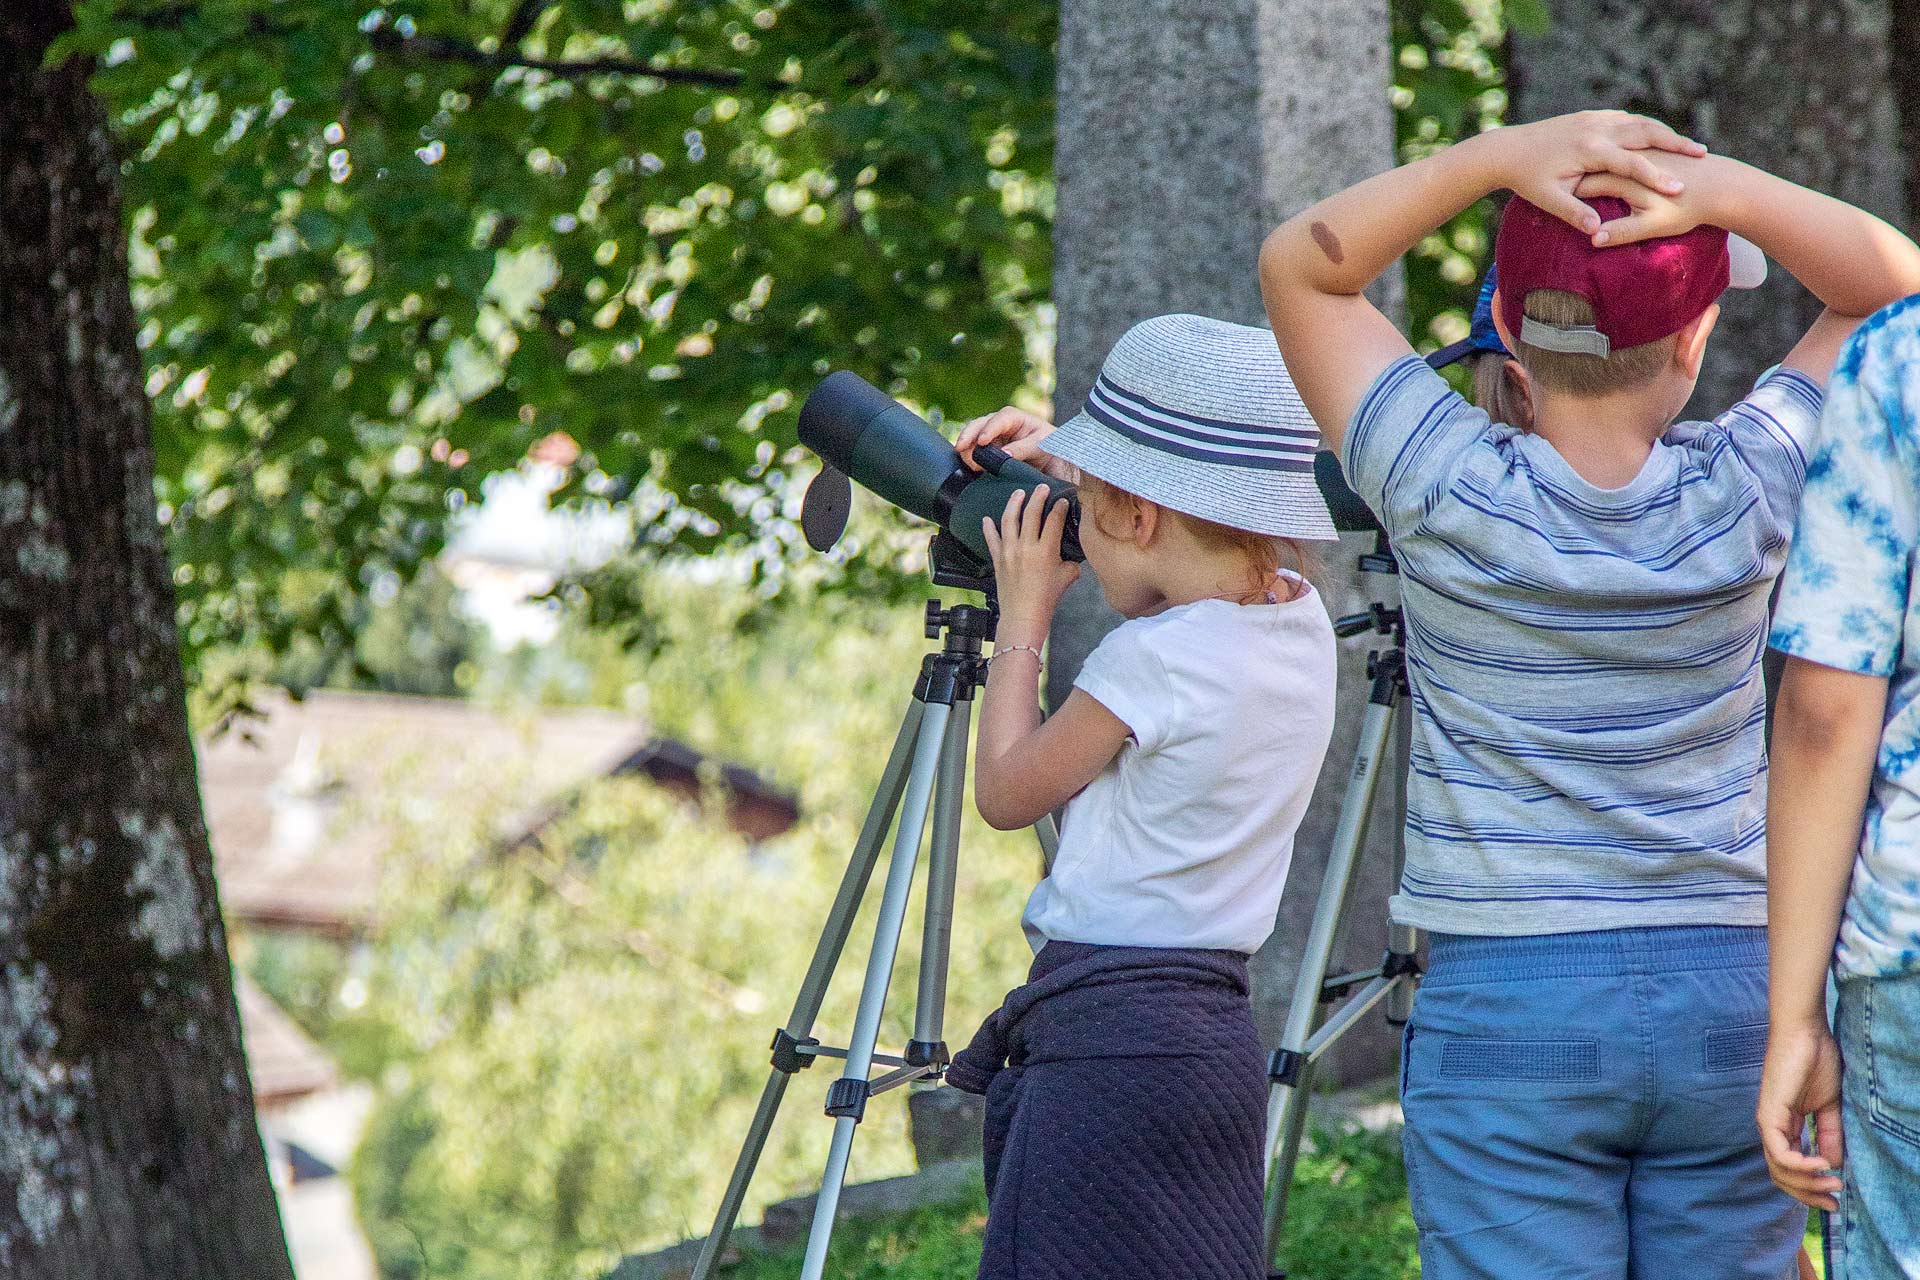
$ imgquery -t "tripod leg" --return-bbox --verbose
[799,701,954,1280]
[911,696,971,1064]
[1385,703,1420,1026]
[1262,692,1398,1270]
[688,699,927,1280]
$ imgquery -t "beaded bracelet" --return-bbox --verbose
[989,643,1043,665]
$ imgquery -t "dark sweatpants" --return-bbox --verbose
[947,941,1266,1280]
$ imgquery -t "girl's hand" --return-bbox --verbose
[981,485,1081,639]
[1757,1019,1846,1210]
[956,406,1077,482]
[1497,110,1706,238]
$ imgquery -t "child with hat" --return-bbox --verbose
[943,313,1339,1280]
[1254,110,1920,1278]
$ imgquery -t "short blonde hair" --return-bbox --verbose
[1513,289,1677,396]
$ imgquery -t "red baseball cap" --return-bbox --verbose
[1494,195,1737,356]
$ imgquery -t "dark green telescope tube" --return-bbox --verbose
[798,371,1082,564]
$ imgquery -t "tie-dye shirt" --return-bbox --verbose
[1770,295,1920,979]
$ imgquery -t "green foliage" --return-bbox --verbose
[1392,0,1510,356]
[66,0,1053,676]
[60,0,1529,685]
[340,579,1041,1279]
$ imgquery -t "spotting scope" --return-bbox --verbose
[796,371,1084,570]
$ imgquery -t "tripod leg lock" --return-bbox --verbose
[1267,1048,1306,1087]
[770,1029,821,1075]
[1382,950,1423,980]
[904,1039,949,1071]
[825,1078,869,1121]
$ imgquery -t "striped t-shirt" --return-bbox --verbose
[1346,356,1824,936]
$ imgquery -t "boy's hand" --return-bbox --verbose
[981,485,1080,641]
[1498,110,1706,238]
[1757,1019,1846,1210]
[956,407,1076,481]
[1575,157,1716,246]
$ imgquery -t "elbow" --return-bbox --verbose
[973,772,1020,831]
[1257,226,1296,297]
[1773,661,1881,758]
[974,794,1026,833]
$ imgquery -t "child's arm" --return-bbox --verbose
[1259,111,1704,451]
[972,486,1129,832]
[1576,155,1920,382]
[1758,657,1882,1209]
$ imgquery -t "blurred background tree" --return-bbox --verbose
[67,0,1515,701]
[67,0,1055,689]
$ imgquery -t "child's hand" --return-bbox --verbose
[1575,156,1716,246]
[1498,110,1706,238]
[956,407,1077,482]
[981,485,1081,638]
[1757,1019,1846,1211]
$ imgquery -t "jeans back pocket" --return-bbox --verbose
[1865,975,1920,1148]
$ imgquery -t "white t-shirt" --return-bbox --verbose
[1021,586,1337,955]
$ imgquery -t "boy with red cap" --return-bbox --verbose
[1258,112,1920,1277]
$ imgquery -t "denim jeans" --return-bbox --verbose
[1832,972,1920,1280]
[1400,925,1802,1280]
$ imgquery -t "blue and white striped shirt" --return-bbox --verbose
[1345,356,1824,935]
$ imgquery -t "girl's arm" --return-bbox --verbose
[973,487,1129,831]
[1758,656,1884,1209]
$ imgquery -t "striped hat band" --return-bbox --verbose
[1041,313,1338,541]
[1084,373,1319,475]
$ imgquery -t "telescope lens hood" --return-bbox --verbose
[797,371,896,470]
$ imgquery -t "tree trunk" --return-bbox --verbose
[1511,0,1906,418]
[0,8,295,1277]
[1053,0,1404,1081]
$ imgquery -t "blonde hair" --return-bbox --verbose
[1470,350,1531,428]
[1512,289,1677,396]
[1076,473,1312,602]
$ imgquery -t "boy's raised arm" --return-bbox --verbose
[1578,156,1920,383]
[1259,111,1703,452]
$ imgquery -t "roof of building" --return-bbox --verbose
[201,688,798,934]
[236,975,338,1109]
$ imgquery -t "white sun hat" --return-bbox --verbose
[1045,314,1338,541]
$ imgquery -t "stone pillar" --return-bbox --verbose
[1052,0,1404,1080]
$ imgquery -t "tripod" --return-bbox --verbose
[691,560,1053,1280]
[1260,530,1420,1279]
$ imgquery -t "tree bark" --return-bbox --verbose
[1053,0,1404,1081]
[0,7,295,1277]
[1511,0,1906,418]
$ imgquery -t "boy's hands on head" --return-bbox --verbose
[1498,110,1705,237]
[1575,162,1713,245]
[957,406,1076,481]
[1259,108,1702,452]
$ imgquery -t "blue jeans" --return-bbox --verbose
[1400,926,1802,1280]
[1832,972,1920,1279]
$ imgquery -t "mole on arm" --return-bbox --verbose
[1309,220,1345,265]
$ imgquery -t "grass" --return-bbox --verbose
[711,1130,1828,1280]
[715,1127,1417,1280]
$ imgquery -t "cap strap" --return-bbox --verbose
[1519,317,1611,357]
